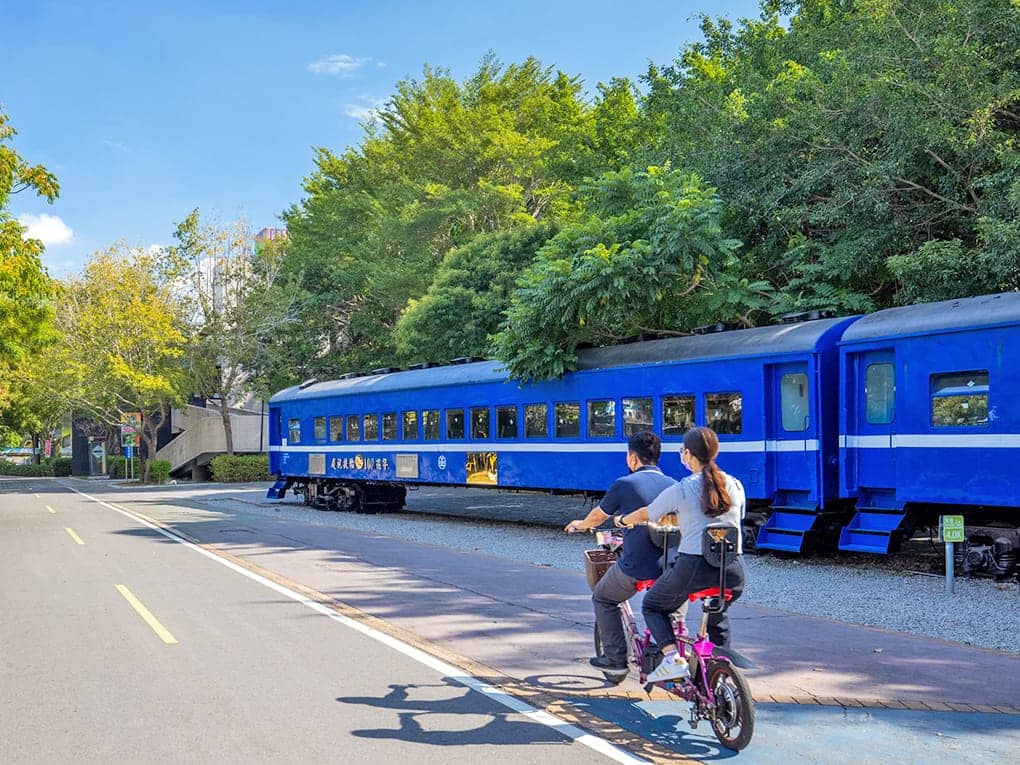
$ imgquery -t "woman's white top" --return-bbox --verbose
[646,470,745,555]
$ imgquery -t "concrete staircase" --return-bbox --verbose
[156,404,267,477]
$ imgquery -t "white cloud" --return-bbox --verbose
[344,97,388,121]
[102,139,130,152]
[18,213,74,247]
[309,53,374,76]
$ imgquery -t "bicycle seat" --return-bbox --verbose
[688,587,733,602]
[635,579,656,591]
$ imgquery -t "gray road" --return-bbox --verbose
[0,478,622,765]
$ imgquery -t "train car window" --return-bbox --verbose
[622,397,653,435]
[706,392,742,434]
[662,395,695,436]
[446,409,465,439]
[346,415,361,441]
[329,416,343,442]
[525,404,548,438]
[780,374,810,432]
[930,371,989,427]
[382,412,397,440]
[313,416,327,441]
[865,364,895,424]
[364,414,379,440]
[497,406,518,439]
[555,402,580,438]
[470,407,490,439]
[287,418,301,444]
[587,400,616,438]
[402,411,418,440]
[423,409,440,440]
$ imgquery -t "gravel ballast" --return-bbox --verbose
[176,483,1020,655]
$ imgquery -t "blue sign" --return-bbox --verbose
[125,445,133,459]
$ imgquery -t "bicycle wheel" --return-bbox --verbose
[706,661,755,751]
[592,624,628,685]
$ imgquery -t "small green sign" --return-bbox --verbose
[941,515,965,543]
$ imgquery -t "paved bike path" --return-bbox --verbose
[65,481,1020,762]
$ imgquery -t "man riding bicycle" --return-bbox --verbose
[564,431,677,680]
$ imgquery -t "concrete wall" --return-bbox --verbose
[157,405,267,474]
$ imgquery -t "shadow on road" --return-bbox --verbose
[336,679,572,747]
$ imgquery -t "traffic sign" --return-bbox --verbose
[121,432,138,447]
[125,445,133,460]
[940,515,965,543]
[90,444,104,459]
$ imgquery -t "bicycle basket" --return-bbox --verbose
[584,548,617,591]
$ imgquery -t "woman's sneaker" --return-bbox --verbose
[645,654,689,683]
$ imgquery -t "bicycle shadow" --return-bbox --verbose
[335,679,573,747]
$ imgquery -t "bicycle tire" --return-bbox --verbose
[706,661,755,751]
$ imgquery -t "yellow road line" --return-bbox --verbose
[115,585,178,644]
[65,527,84,545]
[34,493,40,498]
[46,505,56,514]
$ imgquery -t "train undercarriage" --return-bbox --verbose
[288,479,407,514]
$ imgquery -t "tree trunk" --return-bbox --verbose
[218,397,234,455]
[140,418,154,483]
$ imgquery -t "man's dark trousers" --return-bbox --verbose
[592,563,639,666]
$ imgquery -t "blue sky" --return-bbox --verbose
[2,0,761,276]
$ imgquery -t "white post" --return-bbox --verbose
[945,541,954,595]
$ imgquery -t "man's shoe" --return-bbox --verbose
[645,655,689,683]
[590,656,628,678]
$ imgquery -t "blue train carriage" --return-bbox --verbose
[266,316,857,551]
[837,292,1020,554]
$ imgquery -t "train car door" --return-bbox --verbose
[847,349,897,495]
[766,362,816,504]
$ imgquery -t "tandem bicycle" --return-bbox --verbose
[582,521,755,751]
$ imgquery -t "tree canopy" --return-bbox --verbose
[52,243,189,480]
[7,1,1020,429]
[273,56,645,382]
[0,110,58,397]
[643,0,1020,314]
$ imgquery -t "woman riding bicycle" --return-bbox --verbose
[614,426,746,683]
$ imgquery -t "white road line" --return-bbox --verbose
[62,483,647,765]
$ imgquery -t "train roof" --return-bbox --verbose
[575,315,855,370]
[270,315,855,403]
[840,292,1020,344]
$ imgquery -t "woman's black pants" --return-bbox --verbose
[641,552,745,650]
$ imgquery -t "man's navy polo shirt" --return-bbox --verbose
[599,465,677,580]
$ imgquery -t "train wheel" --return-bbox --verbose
[706,661,754,751]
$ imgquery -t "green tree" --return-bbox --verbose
[275,56,645,380]
[392,222,559,363]
[643,0,1020,313]
[0,109,58,398]
[52,244,189,482]
[172,210,265,454]
[492,167,755,380]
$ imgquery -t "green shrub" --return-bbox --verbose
[0,461,52,476]
[210,454,270,482]
[148,459,172,485]
[50,457,73,477]
[107,455,141,478]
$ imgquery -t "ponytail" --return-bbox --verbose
[700,461,731,518]
[683,427,731,518]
